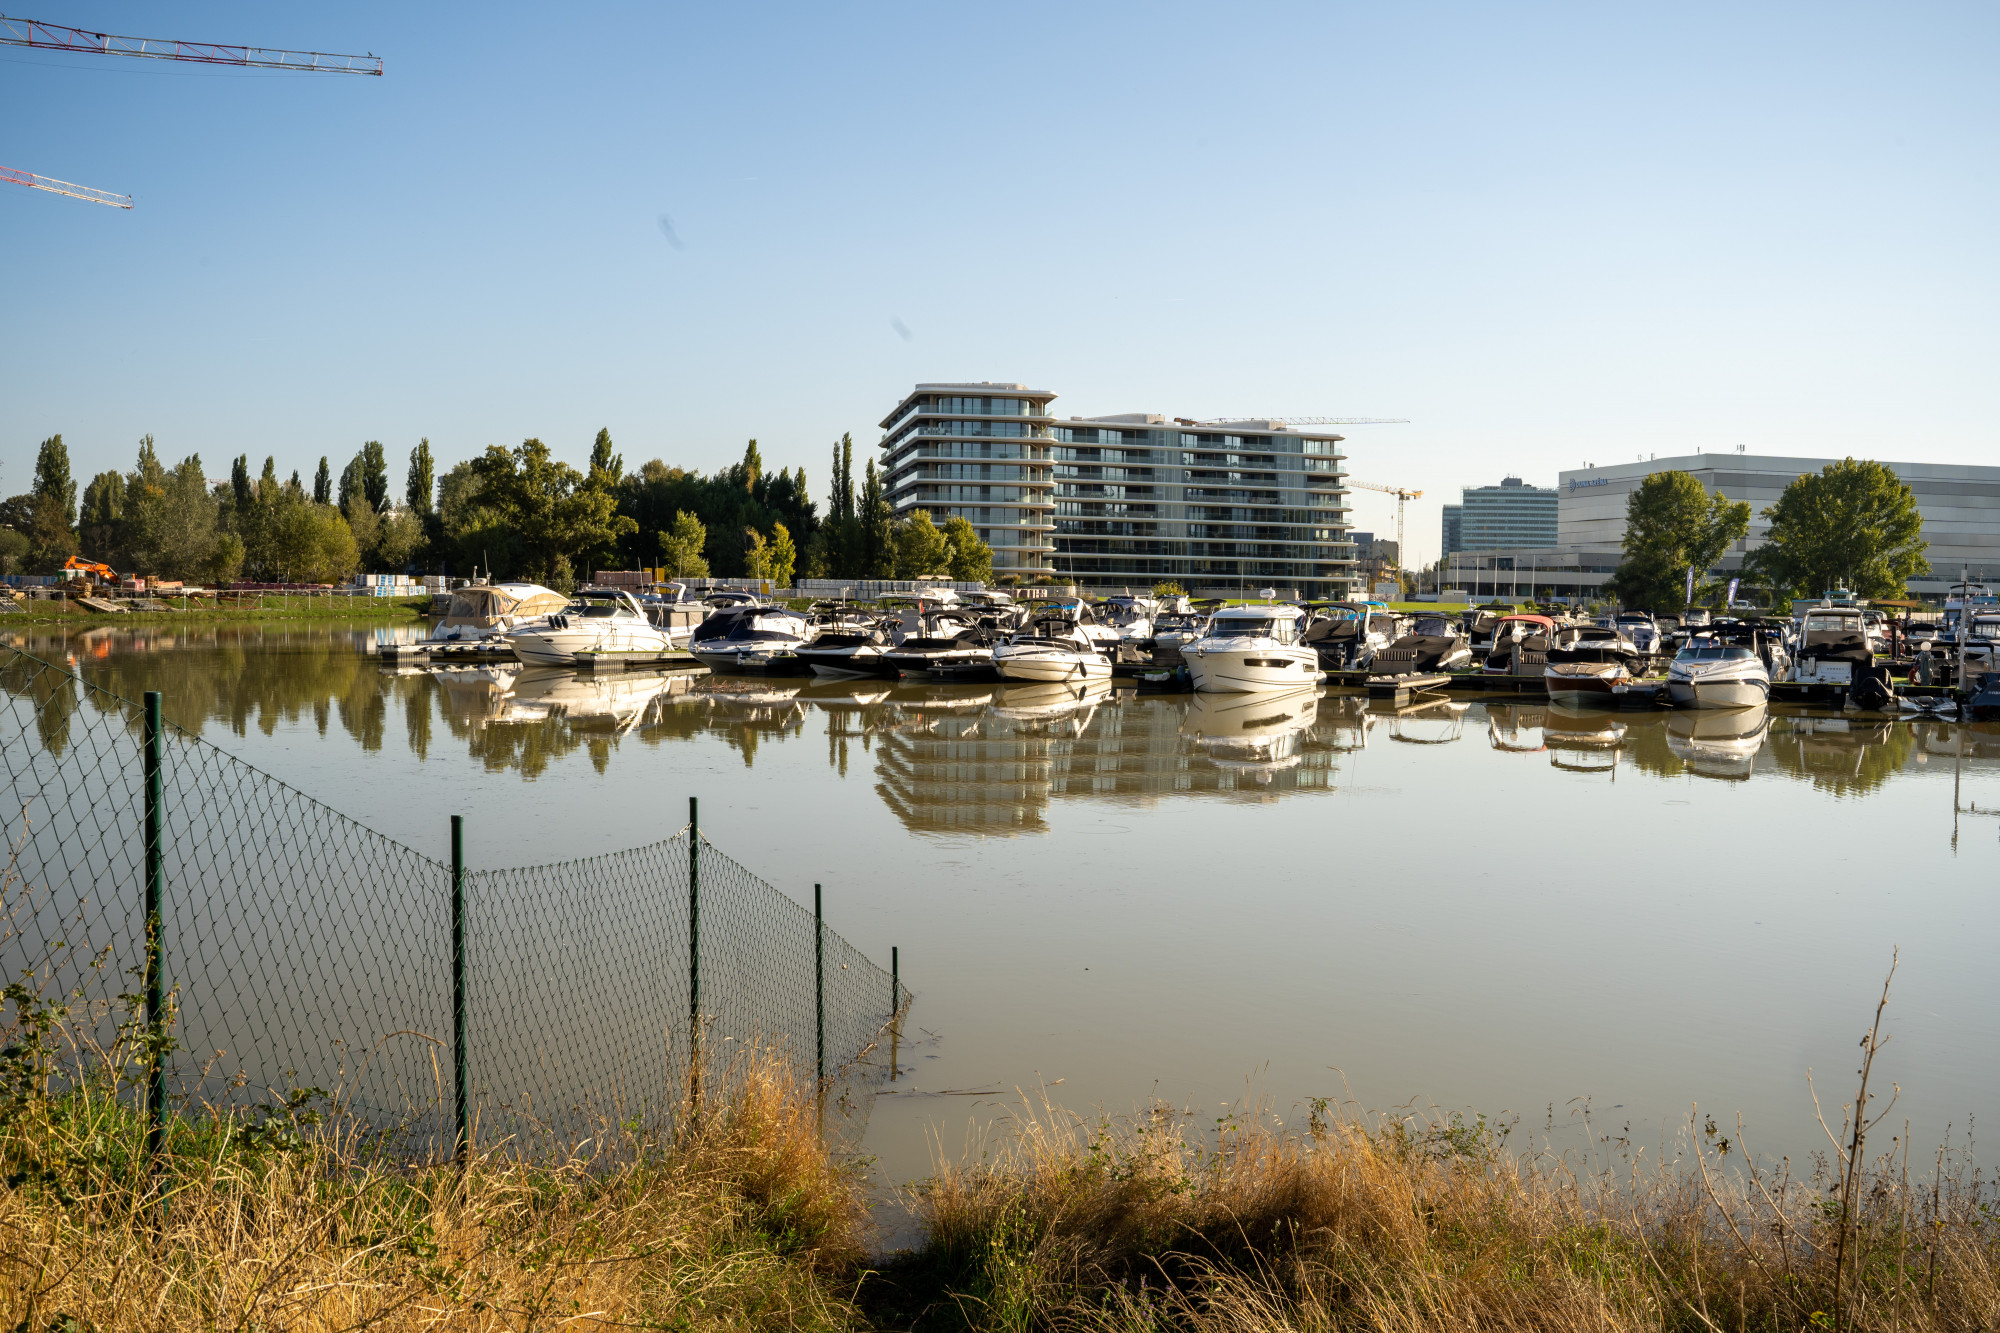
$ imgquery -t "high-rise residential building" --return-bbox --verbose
[879,385,1355,596]
[878,383,1058,578]
[1440,506,1463,557]
[1459,477,1557,550]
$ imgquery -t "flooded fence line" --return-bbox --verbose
[0,643,909,1161]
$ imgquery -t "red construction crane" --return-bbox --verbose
[0,13,382,73]
[1,164,130,208]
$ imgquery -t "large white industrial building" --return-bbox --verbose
[1444,451,2000,599]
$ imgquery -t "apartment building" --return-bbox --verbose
[879,384,1355,597]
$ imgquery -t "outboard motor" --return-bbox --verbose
[1849,663,1895,711]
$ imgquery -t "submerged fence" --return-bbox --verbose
[0,644,908,1160]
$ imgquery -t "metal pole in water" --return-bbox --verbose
[814,883,825,1087]
[142,691,166,1158]
[451,815,468,1163]
[688,797,701,1108]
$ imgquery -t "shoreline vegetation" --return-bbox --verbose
[0,593,431,628]
[4,976,1996,1331]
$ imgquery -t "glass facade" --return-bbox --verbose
[1441,506,1463,557]
[1459,478,1556,551]
[879,384,1058,575]
[880,390,1353,591]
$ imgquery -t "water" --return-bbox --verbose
[9,619,2000,1185]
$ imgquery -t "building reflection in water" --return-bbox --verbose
[871,680,1349,836]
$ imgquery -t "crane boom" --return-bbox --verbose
[1196,416,1409,426]
[1345,480,1424,584]
[1,164,131,208]
[0,13,382,73]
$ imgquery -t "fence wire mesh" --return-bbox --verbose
[0,644,909,1161]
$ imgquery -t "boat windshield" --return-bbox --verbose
[1209,619,1282,639]
[1677,646,1754,661]
[568,598,623,618]
[1413,617,1452,635]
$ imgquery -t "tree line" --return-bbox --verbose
[2,428,994,589]
[1605,458,1929,609]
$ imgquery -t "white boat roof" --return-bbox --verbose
[1213,603,1300,617]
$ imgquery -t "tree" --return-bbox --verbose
[859,458,892,577]
[230,455,254,513]
[743,528,772,583]
[658,511,709,578]
[588,428,623,486]
[1745,458,1927,601]
[128,453,220,580]
[1604,471,1750,610]
[373,508,427,572]
[313,456,332,505]
[766,522,797,589]
[32,435,75,529]
[740,439,763,491]
[360,441,390,512]
[469,438,632,585]
[407,438,435,516]
[79,470,124,564]
[942,515,992,584]
[891,509,952,579]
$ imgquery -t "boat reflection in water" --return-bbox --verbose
[1665,703,1770,781]
[1485,702,1548,753]
[988,679,1115,729]
[1543,704,1626,775]
[1182,687,1318,782]
[1375,696,1467,746]
[500,666,695,731]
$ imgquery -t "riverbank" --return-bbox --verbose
[0,593,430,628]
[6,1049,1993,1331]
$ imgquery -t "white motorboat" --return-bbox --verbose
[1613,611,1663,656]
[1183,604,1321,693]
[420,582,570,647]
[1095,593,1161,645]
[688,602,815,673]
[1544,660,1631,707]
[505,588,677,665]
[990,610,1112,683]
[1668,642,1772,708]
[1787,605,1872,689]
[638,583,707,648]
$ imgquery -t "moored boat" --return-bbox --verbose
[1667,641,1772,708]
[505,588,678,666]
[1544,660,1631,707]
[1183,604,1320,693]
[991,610,1112,683]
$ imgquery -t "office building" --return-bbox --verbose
[880,384,1355,596]
[1459,477,1557,551]
[1440,506,1463,558]
[1557,453,2000,594]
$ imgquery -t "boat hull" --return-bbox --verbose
[1184,646,1321,693]
[508,627,674,666]
[992,650,1110,683]
[690,644,806,674]
[1666,676,1770,709]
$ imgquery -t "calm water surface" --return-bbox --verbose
[12,620,2000,1183]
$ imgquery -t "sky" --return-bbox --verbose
[3,2,1997,565]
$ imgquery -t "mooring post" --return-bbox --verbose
[814,883,825,1087]
[142,691,166,1158]
[451,814,468,1163]
[688,797,701,1109]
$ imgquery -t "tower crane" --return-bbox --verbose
[1346,480,1423,586]
[0,14,382,73]
[2,12,380,208]
[1,165,130,208]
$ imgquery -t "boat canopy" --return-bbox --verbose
[440,582,567,629]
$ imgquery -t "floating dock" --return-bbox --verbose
[573,650,707,672]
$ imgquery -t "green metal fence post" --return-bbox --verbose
[892,945,899,1016]
[142,691,166,1158]
[688,797,700,1108]
[814,883,824,1087]
[451,815,468,1163]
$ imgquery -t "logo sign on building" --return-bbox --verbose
[1568,477,1611,491]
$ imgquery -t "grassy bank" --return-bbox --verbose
[7,1057,1996,1330]
[0,593,430,628]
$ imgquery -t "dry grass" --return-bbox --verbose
[877,1088,2000,1333]
[0,1042,870,1332]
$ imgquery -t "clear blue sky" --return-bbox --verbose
[4,2,1996,563]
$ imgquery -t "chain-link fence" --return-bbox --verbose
[0,643,909,1161]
